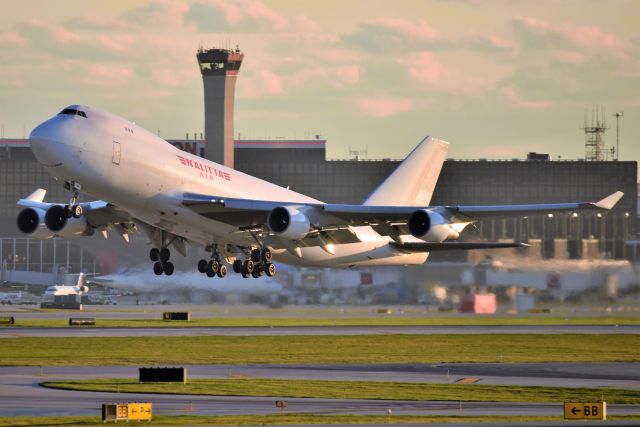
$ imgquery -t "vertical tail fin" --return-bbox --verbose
[26,188,47,203]
[363,136,448,206]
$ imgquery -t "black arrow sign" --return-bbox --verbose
[572,407,582,415]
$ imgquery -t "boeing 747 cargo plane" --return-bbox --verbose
[16,105,623,279]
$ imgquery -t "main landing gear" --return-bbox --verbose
[234,248,276,279]
[197,246,276,279]
[197,247,227,279]
[150,230,174,275]
[150,246,174,276]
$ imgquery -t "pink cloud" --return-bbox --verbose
[82,63,134,86]
[189,0,317,33]
[502,84,553,109]
[335,65,360,85]
[98,34,135,53]
[513,16,622,51]
[238,69,283,98]
[19,19,81,44]
[0,31,27,47]
[406,52,489,95]
[357,97,413,118]
[367,17,439,41]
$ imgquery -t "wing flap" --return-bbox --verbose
[392,241,529,252]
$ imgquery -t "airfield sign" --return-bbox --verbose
[564,402,606,420]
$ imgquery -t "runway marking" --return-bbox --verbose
[456,377,481,384]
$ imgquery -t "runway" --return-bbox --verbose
[1,365,639,419]
[1,363,639,418]
[2,324,639,338]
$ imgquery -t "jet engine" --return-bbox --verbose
[17,208,54,239]
[267,206,312,240]
[408,209,459,242]
[77,285,89,294]
[44,205,92,238]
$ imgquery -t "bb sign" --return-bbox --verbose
[564,402,606,420]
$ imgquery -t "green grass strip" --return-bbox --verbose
[2,415,640,427]
[42,378,640,404]
[8,315,640,328]
[2,334,639,366]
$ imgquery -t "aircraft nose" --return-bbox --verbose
[29,116,73,167]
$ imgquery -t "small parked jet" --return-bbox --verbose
[17,105,623,279]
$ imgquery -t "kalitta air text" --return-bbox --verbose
[176,155,231,181]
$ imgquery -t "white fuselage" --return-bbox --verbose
[29,107,428,267]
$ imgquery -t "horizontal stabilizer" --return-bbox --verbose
[594,191,624,210]
[392,241,529,252]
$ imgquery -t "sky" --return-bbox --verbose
[0,0,639,161]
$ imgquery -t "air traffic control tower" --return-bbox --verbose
[197,47,244,167]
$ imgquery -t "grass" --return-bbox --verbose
[6,315,640,328]
[0,414,582,427]
[1,334,639,366]
[2,415,640,426]
[42,378,640,404]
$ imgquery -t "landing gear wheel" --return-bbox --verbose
[265,262,276,277]
[150,248,160,262]
[243,260,254,274]
[208,260,219,274]
[241,271,250,279]
[206,267,216,278]
[197,259,208,273]
[159,247,171,262]
[163,262,174,276]
[71,204,83,218]
[153,262,163,275]
[232,260,243,273]
[262,248,272,263]
[250,248,261,262]
[252,270,261,278]
[217,264,227,278]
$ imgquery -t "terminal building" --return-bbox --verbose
[0,46,638,278]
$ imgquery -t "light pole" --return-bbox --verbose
[614,112,624,160]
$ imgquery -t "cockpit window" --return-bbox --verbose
[59,108,87,118]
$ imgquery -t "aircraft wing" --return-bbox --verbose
[17,188,135,239]
[183,191,623,225]
[391,241,529,252]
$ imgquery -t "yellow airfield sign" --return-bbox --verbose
[564,402,606,420]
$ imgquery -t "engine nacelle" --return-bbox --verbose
[77,285,89,294]
[267,206,312,240]
[408,209,460,243]
[44,205,92,238]
[17,208,54,239]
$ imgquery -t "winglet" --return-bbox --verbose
[25,188,47,203]
[594,191,624,210]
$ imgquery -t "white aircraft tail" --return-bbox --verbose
[363,136,449,206]
[25,188,47,203]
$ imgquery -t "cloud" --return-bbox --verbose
[343,17,449,52]
[124,0,189,28]
[512,16,622,52]
[405,52,489,95]
[466,33,518,53]
[81,63,134,87]
[335,65,360,85]
[184,0,317,33]
[356,97,413,117]
[237,69,284,98]
[502,84,552,109]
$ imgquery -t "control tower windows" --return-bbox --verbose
[199,62,225,72]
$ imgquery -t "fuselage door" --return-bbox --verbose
[112,141,121,165]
